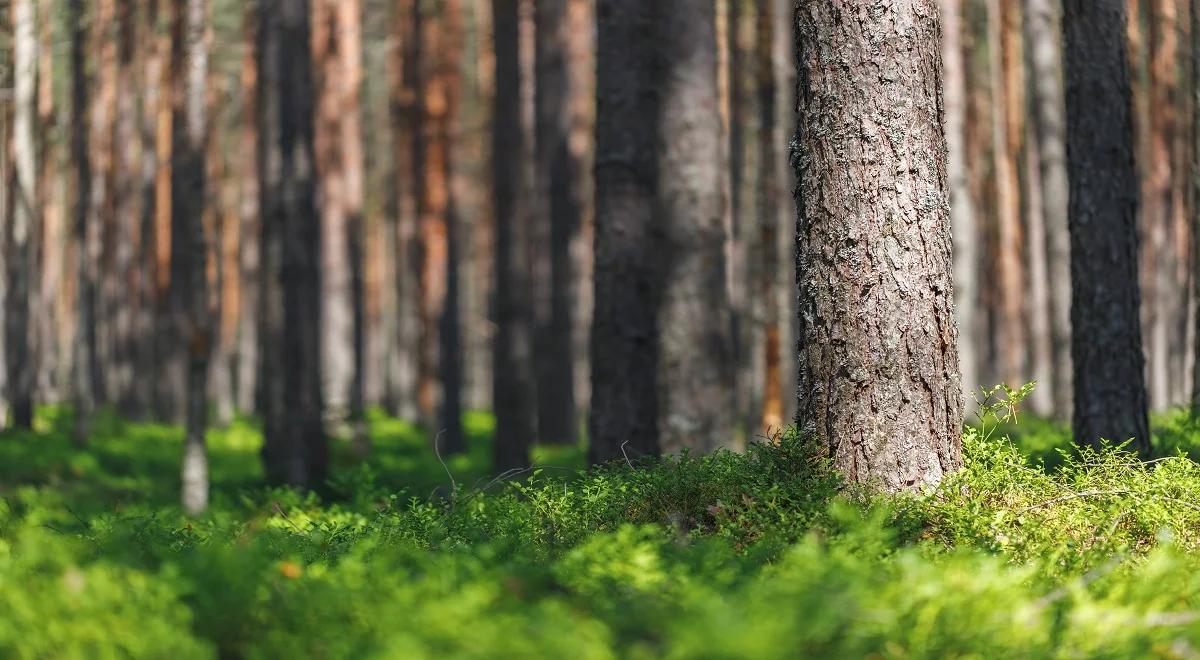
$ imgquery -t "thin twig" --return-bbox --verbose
[432,429,457,494]
[271,502,303,533]
[620,439,635,469]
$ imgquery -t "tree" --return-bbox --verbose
[171,0,211,515]
[492,0,535,472]
[258,0,327,487]
[69,0,99,445]
[5,0,37,429]
[533,0,579,446]
[1062,0,1150,453]
[1025,0,1072,419]
[590,0,734,464]
[941,0,978,409]
[755,0,784,435]
[794,0,963,492]
[1193,0,1200,411]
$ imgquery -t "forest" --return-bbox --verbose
[4,0,1200,657]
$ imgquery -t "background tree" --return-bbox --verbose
[1063,0,1150,453]
[794,0,963,492]
[258,0,326,487]
[69,0,98,445]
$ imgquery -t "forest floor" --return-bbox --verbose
[4,400,1200,657]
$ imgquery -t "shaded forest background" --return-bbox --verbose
[0,0,1196,467]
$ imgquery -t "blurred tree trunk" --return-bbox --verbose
[1063,0,1150,454]
[313,0,367,451]
[236,3,260,415]
[794,0,963,492]
[5,0,38,429]
[533,0,579,446]
[133,0,163,419]
[36,0,63,402]
[1025,0,1073,420]
[492,0,535,471]
[987,0,1026,391]
[1192,0,1200,410]
[755,0,783,436]
[111,0,139,414]
[387,0,419,421]
[258,0,327,487]
[941,0,978,409]
[69,0,98,445]
[172,0,210,515]
[90,0,117,408]
[590,0,734,463]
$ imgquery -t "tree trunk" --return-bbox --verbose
[110,0,139,414]
[590,0,734,463]
[36,0,63,403]
[533,0,579,446]
[69,0,98,445]
[941,0,978,410]
[491,0,535,472]
[236,3,260,415]
[1063,0,1150,453]
[172,0,211,515]
[794,0,964,493]
[5,0,38,429]
[755,0,783,436]
[1192,0,1200,411]
[258,0,327,488]
[1025,0,1073,420]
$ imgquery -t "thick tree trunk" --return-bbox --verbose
[1025,0,1073,420]
[258,0,327,488]
[590,0,734,463]
[941,0,978,409]
[492,0,535,472]
[5,0,38,429]
[173,0,210,515]
[69,0,98,445]
[795,0,963,493]
[533,0,579,446]
[1063,0,1150,453]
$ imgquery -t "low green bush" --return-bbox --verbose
[4,398,1200,657]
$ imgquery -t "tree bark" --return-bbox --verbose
[258,0,327,488]
[492,0,535,472]
[533,0,579,446]
[794,0,963,493]
[1025,0,1073,420]
[5,0,38,429]
[756,0,783,435]
[172,0,211,515]
[1063,0,1150,453]
[69,0,98,445]
[590,0,734,463]
[236,2,260,415]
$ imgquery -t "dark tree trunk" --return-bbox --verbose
[590,0,734,464]
[1063,0,1150,453]
[794,0,963,493]
[492,0,535,472]
[258,0,327,488]
[533,0,579,446]
[173,0,211,515]
[755,0,783,435]
[236,2,260,415]
[6,0,37,429]
[1193,0,1200,410]
[69,0,98,445]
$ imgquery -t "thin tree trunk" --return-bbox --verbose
[1063,0,1150,453]
[134,0,163,419]
[941,0,978,410]
[5,0,38,429]
[1025,0,1073,420]
[533,0,579,446]
[795,0,964,492]
[236,3,259,415]
[70,0,98,445]
[756,0,783,436]
[111,0,139,414]
[173,0,210,515]
[258,0,327,488]
[36,0,62,402]
[492,0,535,472]
[1192,0,1200,410]
[1024,118,1055,416]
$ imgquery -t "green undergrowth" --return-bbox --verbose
[4,397,1200,657]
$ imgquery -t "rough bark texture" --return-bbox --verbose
[794,0,964,493]
[590,0,734,464]
[69,0,98,445]
[492,0,535,472]
[533,0,579,446]
[5,0,37,429]
[940,0,977,408]
[174,0,210,515]
[258,0,327,488]
[1025,0,1073,420]
[1062,0,1150,453]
